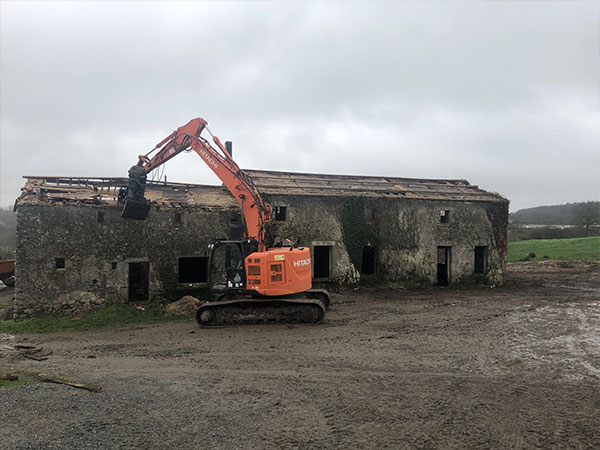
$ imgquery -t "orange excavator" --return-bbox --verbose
[120,118,329,326]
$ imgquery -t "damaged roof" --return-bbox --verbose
[16,170,507,208]
[16,176,238,209]
[245,169,507,203]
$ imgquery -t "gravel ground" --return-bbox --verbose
[1,260,599,449]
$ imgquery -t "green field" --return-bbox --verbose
[507,236,600,262]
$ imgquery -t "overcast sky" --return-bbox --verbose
[1,1,598,212]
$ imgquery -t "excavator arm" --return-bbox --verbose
[121,118,272,251]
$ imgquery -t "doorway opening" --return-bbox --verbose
[361,246,376,275]
[437,246,451,286]
[128,262,149,301]
[313,245,332,279]
[474,246,488,274]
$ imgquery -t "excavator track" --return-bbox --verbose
[196,291,329,327]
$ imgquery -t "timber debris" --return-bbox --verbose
[0,373,19,381]
[0,337,52,361]
[35,374,102,392]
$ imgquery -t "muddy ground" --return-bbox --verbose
[1,260,599,449]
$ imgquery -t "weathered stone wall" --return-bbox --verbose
[15,204,236,317]
[15,194,508,317]
[264,195,508,286]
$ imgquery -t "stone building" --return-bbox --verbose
[14,171,508,317]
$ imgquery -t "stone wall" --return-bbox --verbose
[264,195,508,286]
[15,204,237,317]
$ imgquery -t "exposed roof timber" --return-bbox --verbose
[16,169,507,207]
[16,176,238,209]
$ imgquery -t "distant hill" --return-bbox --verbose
[511,202,599,225]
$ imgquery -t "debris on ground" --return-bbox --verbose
[165,295,202,315]
[0,373,19,381]
[1,369,101,392]
[36,374,102,392]
[0,340,52,361]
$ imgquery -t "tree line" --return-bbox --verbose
[509,201,600,241]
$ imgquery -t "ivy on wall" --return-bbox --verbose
[340,197,378,273]
[485,201,509,257]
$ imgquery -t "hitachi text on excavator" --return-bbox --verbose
[119,118,329,326]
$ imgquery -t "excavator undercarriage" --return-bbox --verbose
[196,291,329,327]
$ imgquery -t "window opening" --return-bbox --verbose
[97,211,104,223]
[55,258,65,269]
[174,212,182,223]
[128,262,149,301]
[474,246,488,274]
[364,207,375,223]
[111,261,117,270]
[361,246,376,275]
[274,206,287,221]
[440,210,450,224]
[313,245,332,278]
[178,257,209,283]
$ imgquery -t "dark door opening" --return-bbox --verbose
[437,246,451,286]
[128,262,149,301]
[178,257,209,283]
[313,246,331,279]
[474,246,487,274]
[361,246,376,275]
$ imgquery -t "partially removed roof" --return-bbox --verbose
[16,176,238,209]
[16,170,506,208]
[245,170,507,203]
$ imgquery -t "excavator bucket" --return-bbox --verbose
[121,165,150,220]
[121,197,150,220]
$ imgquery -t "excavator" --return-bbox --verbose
[120,118,329,326]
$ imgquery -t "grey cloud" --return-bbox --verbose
[1,1,598,210]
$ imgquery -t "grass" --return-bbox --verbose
[0,370,40,389]
[0,303,184,334]
[507,236,600,262]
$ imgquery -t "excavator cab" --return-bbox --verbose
[209,241,247,291]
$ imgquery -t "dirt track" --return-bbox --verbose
[1,260,599,449]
